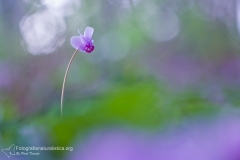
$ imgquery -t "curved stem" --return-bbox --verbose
[61,49,78,117]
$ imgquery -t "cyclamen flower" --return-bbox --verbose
[70,26,95,53]
[61,27,95,117]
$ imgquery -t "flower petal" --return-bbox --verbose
[70,36,85,52]
[78,30,82,36]
[80,35,89,46]
[84,27,94,39]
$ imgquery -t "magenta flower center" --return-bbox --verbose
[84,44,94,53]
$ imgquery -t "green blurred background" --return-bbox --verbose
[1,0,240,159]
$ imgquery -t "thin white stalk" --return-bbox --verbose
[61,49,78,117]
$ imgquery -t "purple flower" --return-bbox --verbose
[70,26,95,53]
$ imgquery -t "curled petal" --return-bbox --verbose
[84,27,94,39]
[70,36,85,52]
[78,30,83,36]
[80,35,89,46]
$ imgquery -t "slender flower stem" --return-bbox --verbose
[61,49,78,117]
